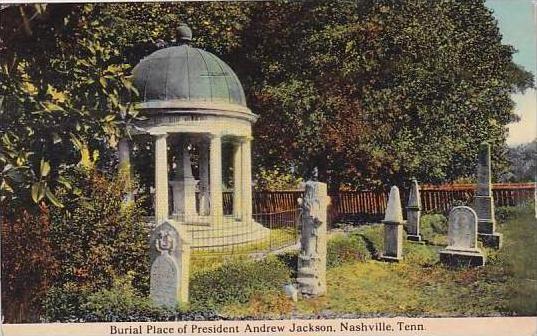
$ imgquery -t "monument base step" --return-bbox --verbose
[478,232,503,249]
[477,219,495,234]
[439,249,485,267]
[406,234,424,243]
[380,254,402,262]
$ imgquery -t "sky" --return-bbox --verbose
[486,0,536,146]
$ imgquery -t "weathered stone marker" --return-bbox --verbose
[297,181,330,296]
[440,206,485,267]
[474,142,502,248]
[406,178,422,242]
[381,186,405,261]
[149,221,190,306]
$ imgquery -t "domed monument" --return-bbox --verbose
[121,24,268,249]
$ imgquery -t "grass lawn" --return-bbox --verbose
[218,204,536,317]
[296,205,537,316]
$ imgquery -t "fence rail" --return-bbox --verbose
[223,182,534,221]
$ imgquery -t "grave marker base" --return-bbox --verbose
[478,232,503,249]
[439,249,485,267]
[380,254,402,262]
[407,234,424,243]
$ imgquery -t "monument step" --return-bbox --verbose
[189,225,270,240]
[190,229,271,249]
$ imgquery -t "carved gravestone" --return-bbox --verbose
[297,181,330,297]
[381,186,405,261]
[473,143,502,248]
[149,221,190,306]
[406,178,422,242]
[440,206,485,267]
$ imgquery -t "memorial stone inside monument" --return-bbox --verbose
[439,206,485,267]
[473,142,502,249]
[381,186,404,261]
[297,181,330,297]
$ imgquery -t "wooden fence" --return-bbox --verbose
[223,182,535,221]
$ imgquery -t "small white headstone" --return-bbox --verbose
[440,206,485,267]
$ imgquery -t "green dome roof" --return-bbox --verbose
[132,44,247,110]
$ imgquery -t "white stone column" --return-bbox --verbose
[154,133,169,224]
[240,137,253,222]
[198,140,210,216]
[118,138,133,202]
[233,140,242,220]
[170,139,197,219]
[209,135,223,225]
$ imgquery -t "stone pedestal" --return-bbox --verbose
[297,181,330,297]
[406,178,422,243]
[381,186,404,261]
[440,206,485,267]
[149,221,190,306]
[170,180,197,217]
[473,143,502,249]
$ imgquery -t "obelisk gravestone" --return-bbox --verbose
[406,178,422,242]
[382,186,405,261]
[474,142,502,248]
[439,206,485,267]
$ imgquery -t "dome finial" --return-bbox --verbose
[177,23,192,44]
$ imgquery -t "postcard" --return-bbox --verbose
[1,1,536,336]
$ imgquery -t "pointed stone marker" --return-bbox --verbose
[440,206,485,267]
[406,178,423,242]
[474,143,502,248]
[381,186,404,261]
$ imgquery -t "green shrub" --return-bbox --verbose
[403,242,440,266]
[44,274,222,322]
[355,224,384,258]
[276,251,298,278]
[189,255,291,310]
[420,214,448,245]
[48,168,150,293]
[247,289,295,316]
[43,282,92,322]
[495,205,532,223]
[80,273,157,321]
[327,233,371,268]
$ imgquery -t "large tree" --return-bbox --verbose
[1,1,533,204]
[241,0,533,190]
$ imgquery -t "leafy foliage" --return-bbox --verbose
[0,4,138,210]
[242,1,533,189]
[43,274,222,322]
[505,139,537,182]
[190,256,291,310]
[420,214,448,245]
[327,233,372,268]
[48,168,149,292]
[0,204,59,322]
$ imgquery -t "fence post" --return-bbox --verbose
[296,181,330,297]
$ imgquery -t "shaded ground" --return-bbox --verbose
[221,205,537,317]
